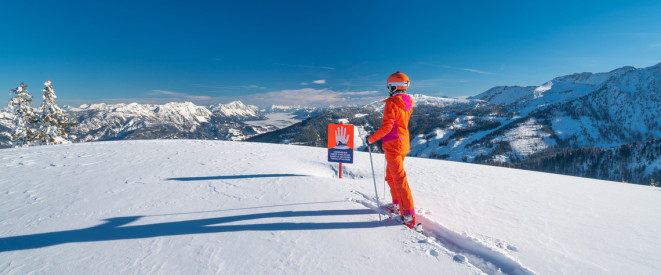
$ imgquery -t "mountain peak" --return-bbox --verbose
[209,101,259,118]
[225,100,248,107]
[607,65,636,76]
[471,63,661,108]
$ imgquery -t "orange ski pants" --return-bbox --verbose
[385,152,415,216]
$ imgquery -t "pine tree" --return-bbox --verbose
[34,80,74,145]
[8,82,38,148]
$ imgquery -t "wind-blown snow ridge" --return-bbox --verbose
[351,190,536,275]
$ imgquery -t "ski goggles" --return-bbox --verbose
[387,82,409,88]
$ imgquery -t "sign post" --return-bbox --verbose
[328,122,354,179]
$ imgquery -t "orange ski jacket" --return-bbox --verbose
[368,93,414,155]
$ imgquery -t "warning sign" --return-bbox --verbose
[328,124,354,164]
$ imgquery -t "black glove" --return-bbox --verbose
[365,132,375,145]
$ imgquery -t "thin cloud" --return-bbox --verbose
[344,91,378,95]
[191,84,267,90]
[150,90,213,101]
[419,62,494,75]
[336,79,383,88]
[312,79,326,84]
[245,88,378,107]
[277,63,336,70]
[630,32,661,37]
[247,85,266,89]
[461,68,494,75]
[443,65,494,75]
[413,78,470,88]
[95,94,239,106]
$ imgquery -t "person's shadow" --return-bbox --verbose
[165,174,306,181]
[0,208,389,253]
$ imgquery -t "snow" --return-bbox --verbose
[469,86,534,105]
[155,102,212,123]
[1,140,661,274]
[209,101,259,118]
[411,94,473,106]
[365,94,477,110]
[551,116,602,146]
[410,128,451,158]
[533,82,552,99]
[267,105,298,112]
[472,66,625,117]
[450,116,476,130]
[354,125,369,150]
[500,118,554,158]
[245,113,301,129]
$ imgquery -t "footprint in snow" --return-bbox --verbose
[496,240,519,252]
[453,254,468,263]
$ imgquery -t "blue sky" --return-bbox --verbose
[2,1,661,107]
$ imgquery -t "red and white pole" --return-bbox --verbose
[339,121,343,179]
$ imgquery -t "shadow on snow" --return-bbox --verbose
[166,174,307,181]
[0,209,389,252]
[149,200,350,217]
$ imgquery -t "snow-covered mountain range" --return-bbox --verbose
[64,101,265,143]
[249,63,661,184]
[3,62,660,184]
[465,64,661,152]
[0,101,318,148]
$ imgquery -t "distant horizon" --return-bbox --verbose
[4,61,659,109]
[3,1,661,108]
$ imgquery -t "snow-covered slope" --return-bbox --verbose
[469,66,636,116]
[406,63,661,183]
[460,64,660,152]
[1,140,660,274]
[208,101,260,119]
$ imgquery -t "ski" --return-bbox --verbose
[352,191,424,233]
[411,223,424,233]
[379,203,399,214]
[393,214,424,233]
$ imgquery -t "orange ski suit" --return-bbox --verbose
[368,93,415,217]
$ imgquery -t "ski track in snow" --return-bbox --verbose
[350,190,536,275]
[3,140,660,274]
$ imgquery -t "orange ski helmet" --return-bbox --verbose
[387,72,409,93]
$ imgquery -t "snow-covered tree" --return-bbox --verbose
[34,80,74,145]
[8,82,38,147]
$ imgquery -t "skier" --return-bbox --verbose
[367,72,418,229]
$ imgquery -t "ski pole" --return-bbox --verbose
[366,142,383,223]
[383,156,386,200]
[360,118,382,222]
